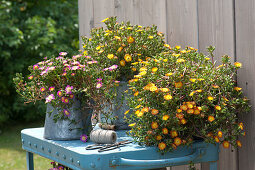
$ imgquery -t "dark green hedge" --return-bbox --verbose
[0,0,79,126]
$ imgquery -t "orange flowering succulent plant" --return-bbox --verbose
[81,16,169,81]
[126,46,250,152]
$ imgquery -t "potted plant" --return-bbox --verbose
[80,16,170,129]
[126,46,250,152]
[13,52,106,140]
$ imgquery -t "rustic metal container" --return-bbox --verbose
[44,97,92,140]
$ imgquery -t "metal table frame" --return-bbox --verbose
[21,128,219,170]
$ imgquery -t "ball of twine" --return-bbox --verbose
[90,129,117,144]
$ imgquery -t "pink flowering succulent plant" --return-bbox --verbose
[13,51,120,120]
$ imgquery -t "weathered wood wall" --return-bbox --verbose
[78,0,255,169]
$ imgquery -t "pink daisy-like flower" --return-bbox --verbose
[57,91,63,97]
[40,69,48,76]
[40,87,46,92]
[62,97,69,104]
[63,109,70,117]
[71,66,80,70]
[45,94,55,103]
[62,72,67,76]
[97,78,102,81]
[49,86,55,91]
[44,57,47,60]
[65,85,73,94]
[59,52,67,56]
[69,94,74,99]
[28,75,33,80]
[48,66,56,71]
[103,67,109,71]
[110,65,118,70]
[56,56,63,60]
[96,82,102,88]
[39,66,45,70]
[63,60,67,64]
[33,65,39,70]
[71,73,76,76]
[48,62,53,66]
[80,134,88,143]
[71,61,80,65]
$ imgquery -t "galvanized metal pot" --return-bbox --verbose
[101,81,131,130]
[44,97,92,140]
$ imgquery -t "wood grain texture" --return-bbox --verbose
[198,0,235,63]
[166,0,198,49]
[236,0,255,169]
[198,0,237,170]
[78,0,94,47]
[92,0,115,28]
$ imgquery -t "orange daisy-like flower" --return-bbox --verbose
[212,85,219,88]
[234,87,242,91]
[174,137,182,146]
[107,54,114,59]
[170,130,178,138]
[127,36,134,43]
[180,119,187,124]
[177,58,185,63]
[234,62,242,68]
[160,88,170,92]
[120,60,126,66]
[151,122,158,129]
[239,122,244,130]
[187,109,194,114]
[158,142,166,150]
[215,105,221,111]
[117,46,123,52]
[193,108,200,115]
[208,115,215,122]
[172,144,177,149]
[152,67,158,73]
[223,141,230,148]
[176,113,184,119]
[156,135,162,141]
[222,96,229,101]
[162,115,170,120]
[175,82,183,88]
[164,94,172,100]
[187,103,193,109]
[162,128,168,134]
[124,54,132,62]
[190,78,196,82]
[208,96,214,101]
[180,105,188,111]
[137,111,144,117]
[218,131,223,138]
[165,72,173,76]
[164,44,171,49]
[135,110,140,115]
[151,109,159,115]
[150,85,158,92]
[177,109,182,113]
[237,140,242,147]
[214,136,220,143]
[141,107,149,113]
[134,91,139,96]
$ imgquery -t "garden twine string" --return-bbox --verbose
[90,129,117,144]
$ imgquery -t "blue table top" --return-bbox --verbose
[21,128,219,170]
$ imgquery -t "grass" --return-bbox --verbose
[0,120,51,170]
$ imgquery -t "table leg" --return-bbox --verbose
[209,161,217,170]
[26,152,34,170]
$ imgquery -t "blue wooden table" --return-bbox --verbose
[21,128,219,170]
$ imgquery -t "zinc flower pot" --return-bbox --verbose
[101,81,130,130]
[44,97,92,140]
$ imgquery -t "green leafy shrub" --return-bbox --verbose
[0,0,79,126]
[126,46,250,152]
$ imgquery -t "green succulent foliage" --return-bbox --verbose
[127,46,250,152]
[0,0,79,126]
[81,16,169,81]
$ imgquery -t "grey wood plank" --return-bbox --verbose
[92,0,115,28]
[78,0,94,47]
[197,1,237,170]
[114,0,167,39]
[166,0,199,49]
[236,0,255,169]
[198,0,235,63]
